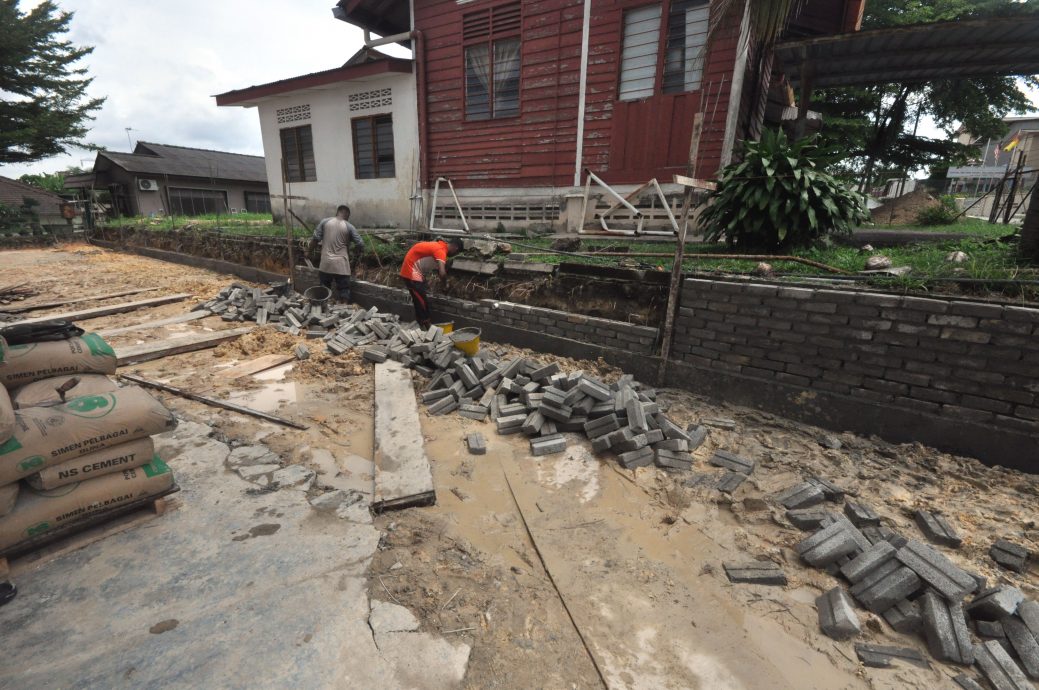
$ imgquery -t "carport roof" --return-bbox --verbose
[776,13,1039,89]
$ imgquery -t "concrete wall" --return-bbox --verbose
[256,72,418,229]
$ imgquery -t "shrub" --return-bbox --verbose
[697,129,870,252]
[914,195,959,226]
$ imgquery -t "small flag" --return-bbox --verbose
[1003,132,1021,152]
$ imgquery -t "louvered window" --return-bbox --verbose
[619,4,662,101]
[352,115,395,179]
[463,3,521,120]
[663,1,710,93]
[280,125,316,182]
[619,1,711,101]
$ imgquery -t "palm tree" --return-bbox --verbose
[709,0,808,48]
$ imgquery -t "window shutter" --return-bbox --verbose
[619,4,662,102]
[664,1,710,94]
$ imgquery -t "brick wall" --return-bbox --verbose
[350,280,660,355]
[672,278,1039,435]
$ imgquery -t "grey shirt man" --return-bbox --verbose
[313,217,364,275]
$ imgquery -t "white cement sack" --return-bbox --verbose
[0,456,174,553]
[11,374,118,409]
[0,482,16,518]
[0,333,117,389]
[0,386,177,486]
[0,385,13,444]
[28,437,155,490]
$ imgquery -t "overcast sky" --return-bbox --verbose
[2,1,1036,180]
[1,0,409,178]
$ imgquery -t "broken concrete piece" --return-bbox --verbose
[817,587,861,640]
[309,489,364,513]
[967,587,1025,621]
[776,482,826,510]
[466,433,486,455]
[973,639,1033,690]
[990,539,1031,574]
[701,417,736,431]
[921,590,974,665]
[237,463,281,485]
[369,599,420,634]
[227,445,281,469]
[709,450,754,475]
[844,501,881,527]
[723,561,787,586]
[896,540,977,601]
[271,464,316,490]
[854,643,929,669]
[882,599,922,634]
[914,509,962,548]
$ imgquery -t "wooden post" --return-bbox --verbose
[1021,178,1039,260]
[280,158,296,287]
[1003,153,1025,225]
[658,113,704,381]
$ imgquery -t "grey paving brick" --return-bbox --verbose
[643,428,664,444]
[977,619,1008,639]
[653,438,689,452]
[896,539,977,601]
[952,674,986,690]
[614,434,649,453]
[458,404,489,421]
[577,376,612,401]
[428,396,459,416]
[807,475,845,502]
[363,347,388,363]
[974,639,1033,690]
[882,599,922,634]
[709,450,755,475]
[529,362,561,381]
[786,508,835,531]
[990,539,1031,574]
[1019,600,1039,638]
[716,471,747,493]
[849,561,922,614]
[841,541,897,583]
[626,397,649,434]
[861,526,908,549]
[817,587,861,640]
[591,434,613,454]
[1002,617,1039,679]
[658,416,691,442]
[723,561,787,586]
[531,434,567,457]
[915,509,963,548]
[521,410,546,436]
[968,586,1025,621]
[854,643,929,669]
[776,482,826,510]
[798,518,870,568]
[844,501,881,527]
[618,446,654,469]
[921,590,974,665]
[685,424,709,451]
[583,413,619,438]
[496,413,528,435]
[466,433,486,455]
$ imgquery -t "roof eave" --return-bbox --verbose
[214,58,413,107]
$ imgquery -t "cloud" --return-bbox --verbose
[1,0,410,177]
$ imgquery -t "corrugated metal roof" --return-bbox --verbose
[0,175,65,210]
[777,14,1039,88]
[97,142,267,182]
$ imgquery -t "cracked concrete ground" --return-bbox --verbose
[0,419,469,690]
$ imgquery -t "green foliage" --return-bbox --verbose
[0,198,40,231]
[814,0,1039,187]
[696,129,870,251]
[914,195,960,226]
[0,0,105,164]
[18,171,67,194]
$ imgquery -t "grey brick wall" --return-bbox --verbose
[351,280,659,354]
[673,278,1039,434]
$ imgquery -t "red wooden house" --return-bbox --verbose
[335,0,864,229]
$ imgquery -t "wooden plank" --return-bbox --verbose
[115,327,253,366]
[4,287,159,314]
[6,294,193,327]
[674,174,718,191]
[215,353,296,380]
[372,361,435,513]
[97,311,211,337]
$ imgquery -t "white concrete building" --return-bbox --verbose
[217,49,418,229]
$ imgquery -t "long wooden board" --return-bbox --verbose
[6,294,192,327]
[372,361,435,513]
[4,287,159,314]
[115,327,253,366]
[97,310,210,337]
[215,353,296,380]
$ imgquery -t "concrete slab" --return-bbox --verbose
[373,361,436,512]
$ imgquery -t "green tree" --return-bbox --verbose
[18,170,67,193]
[0,0,104,164]
[813,0,1039,190]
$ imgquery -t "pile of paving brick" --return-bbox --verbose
[730,476,1039,689]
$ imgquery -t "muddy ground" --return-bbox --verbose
[2,245,1037,689]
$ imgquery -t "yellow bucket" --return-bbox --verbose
[450,327,481,356]
[435,321,454,334]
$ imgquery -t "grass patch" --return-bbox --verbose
[103,213,275,229]
[862,217,1016,239]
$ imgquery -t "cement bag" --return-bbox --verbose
[0,386,177,486]
[0,482,16,518]
[0,333,117,389]
[0,456,174,553]
[0,385,13,444]
[11,374,118,409]
[28,437,155,491]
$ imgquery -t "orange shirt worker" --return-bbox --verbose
[399,238,463,328]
